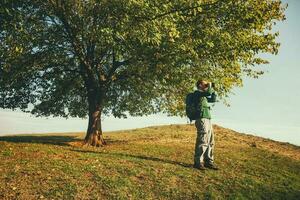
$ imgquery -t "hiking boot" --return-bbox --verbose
[193,163,206,170]
[204,163,219,170]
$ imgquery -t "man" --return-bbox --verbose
[193,80,218,170]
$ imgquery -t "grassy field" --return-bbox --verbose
[0,124,299,200]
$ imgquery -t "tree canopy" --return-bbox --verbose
[0,0,286,145]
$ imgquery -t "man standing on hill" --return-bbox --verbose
[193,80,219,170]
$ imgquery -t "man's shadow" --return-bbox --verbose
[0,135,193,168]
[71,149,193,169]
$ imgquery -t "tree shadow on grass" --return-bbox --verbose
[0,135,81,146]
[0,135,132,147]
[71,149,193,169]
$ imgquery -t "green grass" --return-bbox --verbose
[0,124,299,200]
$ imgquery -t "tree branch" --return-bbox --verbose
[48,0,100,91]
[107,59,131,81]
[135,1,219,22]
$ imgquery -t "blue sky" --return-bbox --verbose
[0,0,299,145]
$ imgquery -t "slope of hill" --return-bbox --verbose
[0,124,299,200]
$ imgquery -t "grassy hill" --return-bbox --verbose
[0,124,299,200]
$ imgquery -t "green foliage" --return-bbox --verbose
[0,0,286,118]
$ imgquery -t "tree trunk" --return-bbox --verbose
[84,105,106,147]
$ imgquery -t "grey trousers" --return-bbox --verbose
[194,118,215,165]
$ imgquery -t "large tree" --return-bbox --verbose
[0,0,286,146]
